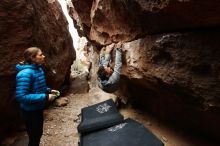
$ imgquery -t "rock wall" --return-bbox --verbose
[70,0,220,141]
[71,0,220,45]
[120,31,220,140]
[0,0,75,138]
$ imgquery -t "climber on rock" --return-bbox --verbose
[97,43,123,93]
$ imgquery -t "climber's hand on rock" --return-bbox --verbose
[116,42,123,49]
[105,43,115,53]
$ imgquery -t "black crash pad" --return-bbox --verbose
[80,118,164,146]
[77,99,124,134]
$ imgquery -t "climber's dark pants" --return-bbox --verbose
[21,110,43,146]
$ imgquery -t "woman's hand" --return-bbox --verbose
[48,90,60,102]
[48,94,57,101]
[51,90,60,97]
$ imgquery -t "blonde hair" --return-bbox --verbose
[23,47,41,64]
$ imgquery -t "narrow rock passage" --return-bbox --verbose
[5,87,217,146]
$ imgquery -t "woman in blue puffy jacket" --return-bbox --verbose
[16,47,59,146]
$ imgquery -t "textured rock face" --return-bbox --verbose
[122,31,220,102]
[71,0,220,45]
[120,31,220,140]
[0,0,75,137]
[71,0,220,141]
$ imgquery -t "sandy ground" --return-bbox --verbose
[1,87,218,146]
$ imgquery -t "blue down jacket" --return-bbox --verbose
[16,64,50,111]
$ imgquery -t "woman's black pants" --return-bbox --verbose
[21,110,43,146]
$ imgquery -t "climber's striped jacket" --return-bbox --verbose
[98,48,122,93]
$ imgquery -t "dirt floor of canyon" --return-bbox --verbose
[1,86,218,146]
